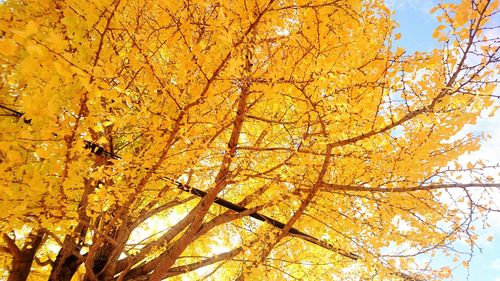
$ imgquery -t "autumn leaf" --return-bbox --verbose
[0,0,499,280]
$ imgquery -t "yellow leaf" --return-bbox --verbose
[6,150,22,162]
[25,21,39,36]
[0,39,17,56]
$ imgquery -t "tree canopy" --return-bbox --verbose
[0,0,499,280]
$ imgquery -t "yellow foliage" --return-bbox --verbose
[0,0,499,280]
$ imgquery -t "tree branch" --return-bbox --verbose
[321,183,500,193]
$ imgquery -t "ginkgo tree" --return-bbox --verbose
[1,0,499,280]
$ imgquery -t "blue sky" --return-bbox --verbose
[390,1,500,280]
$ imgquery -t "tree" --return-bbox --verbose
[0,0,499,280]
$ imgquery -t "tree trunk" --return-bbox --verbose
[49,178,96,280]
[4,231,44,281]
[48,236,84,281]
